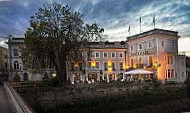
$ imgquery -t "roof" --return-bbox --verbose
[5,37,24,44]
[88,41,127,49]
[127,28,178,41]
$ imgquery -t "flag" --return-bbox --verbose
[140,17,141,23]
[128,25,130,32]
[153,14,155,28]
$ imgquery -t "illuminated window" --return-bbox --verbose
[167,56,174,64]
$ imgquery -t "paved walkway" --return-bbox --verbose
[0,86,14,113]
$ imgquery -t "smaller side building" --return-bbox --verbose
[0,46,8,85]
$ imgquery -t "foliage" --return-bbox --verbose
[21,3,104,85]
[31,86,188,113]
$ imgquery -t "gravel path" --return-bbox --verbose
[0,87,14,113]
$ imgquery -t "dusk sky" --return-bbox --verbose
[0,0,190,51]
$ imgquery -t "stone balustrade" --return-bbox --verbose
[4,82,36,113]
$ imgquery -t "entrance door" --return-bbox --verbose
[88,73,97,82]
[23,73,29,81]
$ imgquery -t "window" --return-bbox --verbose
[171,41,175,48]
[162,41,164,46]
[149,56,153,67]
[79,63,82,71]
[112,62,115,70]
[95,52,100,58]
[168,69,171,78]
[182,72,184,77]
[148,42,152,48]
[88,62,91,68]
[119,52,123,58]
[131,59,133,67]
[13,49,19,57]
[104,62,108,70]
[96,62,99,69]
[119,62,123,70]
[166,69,175,79]
[139,44,143,50]
[167,56,174,64]
[139,57,142,64]
[171,69,174,78]
[111,52,116,58]
[103,52,108,58]
[131,46,133,51]
[14,61,19,70]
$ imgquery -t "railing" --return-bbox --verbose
[4,82,36,113]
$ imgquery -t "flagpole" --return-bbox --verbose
[140,17,141,33]
[128,25,130,36]
[153,14,155,29]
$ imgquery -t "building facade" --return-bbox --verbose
[0,46,8,85]
[126,29,186,83]
[5,29,187,83]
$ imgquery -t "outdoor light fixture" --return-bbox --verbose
[52,73,56,77]
[74,63,79,68]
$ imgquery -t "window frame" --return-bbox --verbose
[111,52,116,58]
[103,52,108,58]
[138,43,143,50]
[13,48,19,57]
[95,52,100,58]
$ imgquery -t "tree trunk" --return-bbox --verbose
[56,62,67,86]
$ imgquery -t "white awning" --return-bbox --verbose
[125,69,153,74]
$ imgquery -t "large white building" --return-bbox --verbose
[5,29,187,83]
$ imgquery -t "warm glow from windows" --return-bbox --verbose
[91,61,96,67]
[133,64,137,68]
[108,67,112,72]
[74,63,79,68]
[108,60,112,66]
[123,64,129,69]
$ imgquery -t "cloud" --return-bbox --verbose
[0,0,190,51]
